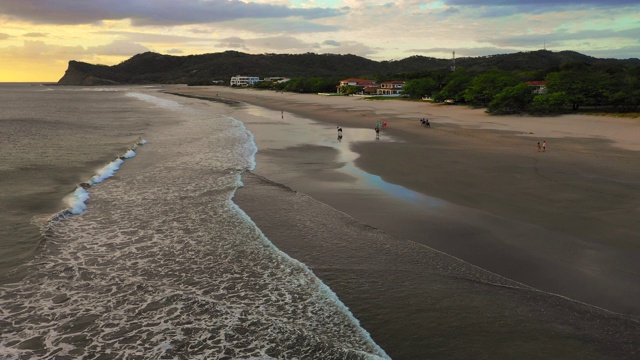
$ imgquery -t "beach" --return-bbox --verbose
[166,85,640,357]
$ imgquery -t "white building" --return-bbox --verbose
[264,77,290,83]
[230,75,260,87]
[376,81,405,96]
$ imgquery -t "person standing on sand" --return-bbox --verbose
[537,142,541,152]
[375,126,380,139]
[543,141,546,152]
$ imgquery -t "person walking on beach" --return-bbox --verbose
[542,141,546,152]
[375,126,380,139]
[537,142,541,152]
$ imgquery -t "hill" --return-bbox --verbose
[57,50,640,85]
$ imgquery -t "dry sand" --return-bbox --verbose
[166,85,640,316]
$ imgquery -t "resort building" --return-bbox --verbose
[376,81,405,96]
[230,75,260,87]
[264,77,290,83]
[337,78,378,93]
[526,81,547,94]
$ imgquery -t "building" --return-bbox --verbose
[376,81,405,96]
[526,81,547,95]
[263,77,290,83]
[230,75,260,87]
[337,78,378,93]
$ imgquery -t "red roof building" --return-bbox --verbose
[526,81,547,94]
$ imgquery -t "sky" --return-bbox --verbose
[0,0,638,82]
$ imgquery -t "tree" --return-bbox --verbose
[529,92,570,115]
[339,85,359,95]
[401,77,438,99]
[608,66,640,111]
[464,70,520,107]
[545,67,611,110]
[487,83,534,114]
[433,68,472,103]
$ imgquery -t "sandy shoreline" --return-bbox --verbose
[161,85,640,357]
[167,85,640,314]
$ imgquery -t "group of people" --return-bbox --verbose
[374,121,387,139]
[420,118,430,127]
[537,141,547,152]
[337,121,388,141]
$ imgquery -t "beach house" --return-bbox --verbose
[230,75,261,87]
[337,78,378,94]
[376,81,405,96]
[526,81,547,94]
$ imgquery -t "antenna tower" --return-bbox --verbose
[451,51,456,71]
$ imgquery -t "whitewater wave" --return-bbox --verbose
[55,137,148,218]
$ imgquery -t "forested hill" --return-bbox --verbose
[57,50,640,85]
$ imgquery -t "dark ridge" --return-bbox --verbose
[57,50,640,85]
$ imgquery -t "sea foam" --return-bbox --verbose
[61,138,147,217]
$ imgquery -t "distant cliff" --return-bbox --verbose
[57,50,640,85]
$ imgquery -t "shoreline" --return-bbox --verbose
[164,85,640,316]
[160,85,640,358]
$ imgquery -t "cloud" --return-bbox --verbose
[217,18,341,33]
[481,27,640,47]
[446,0,638,5]
[318,41,379,57]
[95,31,212,44]
[2,39,149,61]
[22,32,47,37]
[407,46,521,57]
[0,0,346,26]
[583,45,640,59]
[214,35,378,57]
[4,40,85,59]
[216,35,311,51]
[215,37,249,50]
[87,40,149,56]
[443,0,638,17]
[0,33,9,40]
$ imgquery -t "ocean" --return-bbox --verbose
[0,84,387,359]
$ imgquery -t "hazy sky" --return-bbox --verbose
[1,0,638,81]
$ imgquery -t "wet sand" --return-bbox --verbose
[164,86,640,357]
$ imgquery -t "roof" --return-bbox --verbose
[381,80,405,84]
[340,78,376,85]
[526,81,547,86]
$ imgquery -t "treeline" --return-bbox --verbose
[253,77,343,93]
[249,62,640,115]
[402,62,640,114]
